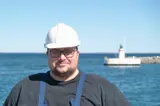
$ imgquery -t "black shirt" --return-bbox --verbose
[3,71,130,106]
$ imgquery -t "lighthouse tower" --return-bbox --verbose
[119,44,125,59]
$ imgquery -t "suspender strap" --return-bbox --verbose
[70,73,86,106]
[38,74,46,106]
[75,73,86,106]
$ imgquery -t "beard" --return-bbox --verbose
[51,67,76,79]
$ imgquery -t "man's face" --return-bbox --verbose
[47,47,79,77]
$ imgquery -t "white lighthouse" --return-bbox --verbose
[119,44,125,59]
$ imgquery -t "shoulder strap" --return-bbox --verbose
[38,73,47,106]
[70,72,86,106]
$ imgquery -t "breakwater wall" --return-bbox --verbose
[130,56,160,64]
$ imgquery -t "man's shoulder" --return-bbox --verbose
[85,73,115,89]
[85,73,129,104]
[28,72,48,81]
[13,72,48,89]
[86,73,110,83]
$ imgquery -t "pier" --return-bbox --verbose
[103,44,160,65]
[120,56,160,64]
[104,56,160,65]
[138,56,160,64]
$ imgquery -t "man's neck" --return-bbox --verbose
[50,69,79,81]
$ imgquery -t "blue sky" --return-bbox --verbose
[0,0,159,53]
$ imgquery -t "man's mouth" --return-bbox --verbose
[57,63,68,66]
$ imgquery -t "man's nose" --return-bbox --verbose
[59,52,66,60]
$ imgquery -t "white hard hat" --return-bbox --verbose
[44,23,80,49]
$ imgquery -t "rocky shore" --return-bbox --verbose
[138,56,160,64]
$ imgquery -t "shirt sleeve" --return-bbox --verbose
[100,79,130,106]
[3,83,22,106]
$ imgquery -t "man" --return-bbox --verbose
[3,23,130,106]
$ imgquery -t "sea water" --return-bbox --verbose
[0,53,160,106]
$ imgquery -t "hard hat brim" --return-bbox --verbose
[44,41,80,49]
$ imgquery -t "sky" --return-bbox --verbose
[0,0,159,53]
